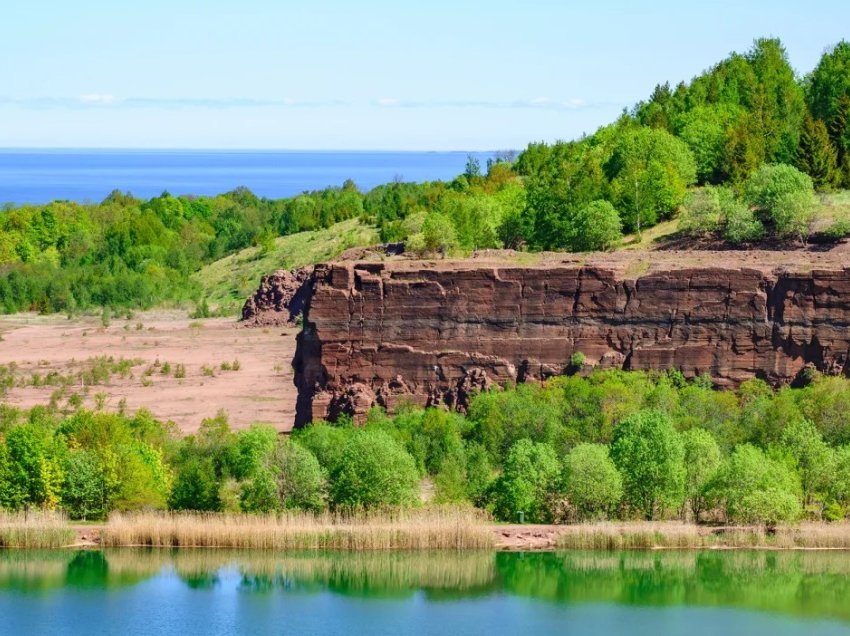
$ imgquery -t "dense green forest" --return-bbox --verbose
[3,369,850,526]
[1,38,850,314]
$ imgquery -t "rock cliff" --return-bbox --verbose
[292,255,850,424]
[241,267,314,327]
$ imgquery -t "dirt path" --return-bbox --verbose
[0,312,299,433]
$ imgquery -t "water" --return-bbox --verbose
[0,149,496,205]
[1,550,849,635]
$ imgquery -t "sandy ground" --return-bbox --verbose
[0,311,298,433]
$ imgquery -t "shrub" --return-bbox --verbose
[330,430,419,508]
[744,163,816,238]
[562,443,622,520]
[724,200,765,244]
[705,444,802,527]
[570,200,622,251]
[271,439,327,512]
[679,188,723,236]
[421,212,459,255]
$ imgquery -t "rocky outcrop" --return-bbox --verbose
[241,266,314,327]
[292,260,850,424]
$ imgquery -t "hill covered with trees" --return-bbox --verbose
[1,38,850,315]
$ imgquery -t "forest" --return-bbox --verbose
[2,369,850,526]
[1,38,850,314]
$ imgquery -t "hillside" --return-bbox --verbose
[192,219,378,314]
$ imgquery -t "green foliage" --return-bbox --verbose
[744,164,817,238]
[723,198,765,244]
[420,212,459,255]
[270,439,327,512]
[569,200,622,251]
[490,439,561,523]
[562,443,623,520]
[779,419,835,513]
[797,115,840,189]
[678,188,724,237]
[706,444,802,526]
[330,430,419,508]
[610,410,685,519]
[680,428,721,520]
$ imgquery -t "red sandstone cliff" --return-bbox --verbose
[292,255,850,424]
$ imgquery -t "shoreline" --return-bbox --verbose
[5,519,850,552]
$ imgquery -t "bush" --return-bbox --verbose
[610,410,685,519]
[489,439,561,523]
[724,200,765,244]
[744,164,816,238]
[330,430,419,508]
[678,188,723,237]
[562,443,622,520]
[421,212,459,255]
[271,439,327,512]
[569,200,622,251]
[705,444,802,527]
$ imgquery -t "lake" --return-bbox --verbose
[0,149,496,205]
[1,549,849,635]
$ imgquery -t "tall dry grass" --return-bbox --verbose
[0,511,76,549]
[554,521,850,550]
[102,506,495,550]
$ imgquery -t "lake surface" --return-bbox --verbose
[0,149,495,205]
[1,550,849,635]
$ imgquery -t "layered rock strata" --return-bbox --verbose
[241,266,314,327]
[292,261,850,424]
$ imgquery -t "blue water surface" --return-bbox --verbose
[0,149,495,204]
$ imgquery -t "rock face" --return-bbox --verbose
[292,261,850,425]
[242,267,314,327]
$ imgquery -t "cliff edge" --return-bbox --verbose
[291,249,850,424]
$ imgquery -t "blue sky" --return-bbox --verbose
[2,0,848,150]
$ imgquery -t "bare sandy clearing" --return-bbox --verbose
[0,312,298,433]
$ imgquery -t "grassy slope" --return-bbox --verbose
[193,218,378,313]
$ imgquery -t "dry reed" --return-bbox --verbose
[102,506,495,550]
[554,521,850,550]
[0,511,76,549]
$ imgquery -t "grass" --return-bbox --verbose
[554,521,850,550]
[192,218,379,314]
[102,507,494,550]
[0,512,76,549]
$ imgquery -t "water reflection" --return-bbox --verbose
[1,549,849,622]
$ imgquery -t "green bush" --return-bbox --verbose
[724,200,765,244]
[705,444,802,527]
[681,428,721,520]
[330,430,419,508]
[570,200,622,251]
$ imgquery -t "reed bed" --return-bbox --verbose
[0,511,76,549]
[102,506,495,550]
[554,521,850,550]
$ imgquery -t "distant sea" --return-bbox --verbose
[0,149,497,205]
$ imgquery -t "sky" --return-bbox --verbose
[1,0,849,150]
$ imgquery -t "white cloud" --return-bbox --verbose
[78,94,117,104]
[376,97,401,107]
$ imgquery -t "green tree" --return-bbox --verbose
[489,439,561,523]
[779,419,835,516]
[606,127,697,233]
[705,444,802,527]
[330,430,419,508]
[678,188,723,237]
[796,115,839,189]
[680,428,721,520]
[421,212,459,256]
[562,443,623,520]
[723,198,765,244]
[610,410,685,519]
[271,439,327,512]
[569,200,622,251]
[61,450,106,520]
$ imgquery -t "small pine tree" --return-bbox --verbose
[796,115,839,189]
